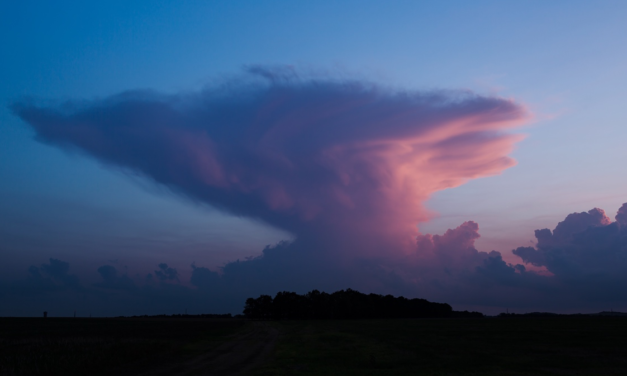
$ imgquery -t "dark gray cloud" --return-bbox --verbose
[154,263,179,282]
[26,258,81,292]
[190,263,220,289]
[616,203,627,226]
[2,202,627,317]
[512,205,627,301]
[94,265,136,291]
[513,207,626,277]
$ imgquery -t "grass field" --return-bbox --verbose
[0,317,246,376]
[254,318,627,376]
[2,317,627,375]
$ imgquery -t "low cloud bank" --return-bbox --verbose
[2,203,627,316]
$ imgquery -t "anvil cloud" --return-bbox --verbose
[7,67,541,315]
[13,67,528,254]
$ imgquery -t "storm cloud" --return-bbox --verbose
[4,203,627,316]
[12,66,528,255]
[512,204,627,301]
[14,66,595,315]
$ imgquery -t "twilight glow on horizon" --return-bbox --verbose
[1,0,627,316]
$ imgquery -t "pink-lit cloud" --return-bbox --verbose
[12,67,529,257]
[10,67,577,315]
[5,203,627,315]
[513,205,627,284]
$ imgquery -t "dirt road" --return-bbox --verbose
[135,321,279,376]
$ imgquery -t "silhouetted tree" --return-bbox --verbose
[243,294,273,319]
[242,289,465,320]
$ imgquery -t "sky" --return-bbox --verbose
[1,0,627,316]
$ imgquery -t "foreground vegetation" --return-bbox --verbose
[3,316,627,375]
[0,317,245,376]
[254,317,627,376]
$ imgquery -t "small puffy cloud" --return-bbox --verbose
[416,221,487,271]
[538,208,612,248]
[95,265,136,291]
[28,258,80,290]
[511,246,545,267]
[154,263,179,282]
[475,252,534,288]
[190,263,220,289]
[616,203,627,226]
[97,265,117,282]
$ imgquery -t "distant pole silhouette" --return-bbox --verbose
[43,311,47,318]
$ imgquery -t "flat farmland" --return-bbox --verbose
[0,317,251,376]
[255,318,627,376]
[3,317,627,375]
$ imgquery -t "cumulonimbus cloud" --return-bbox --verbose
[11,68,627,315]
[513,204,627,282]
[5,67,545,315]
[12,66,529,255]
[5,203,627,316]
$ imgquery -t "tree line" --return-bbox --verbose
[243,289,482,319]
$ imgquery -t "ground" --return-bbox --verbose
[2,317,627,375]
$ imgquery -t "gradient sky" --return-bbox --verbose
[2,0,627,316]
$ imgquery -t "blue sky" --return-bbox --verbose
[2,0,627,315]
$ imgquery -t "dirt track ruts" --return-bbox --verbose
[134,321,279,376]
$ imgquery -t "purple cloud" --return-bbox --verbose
[12,67,528,257]
[24,67,627,315]
[513,204,627,295]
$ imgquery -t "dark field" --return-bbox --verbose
[255,318,627,376]
[2,317,627,375]
[0,317,247,376]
